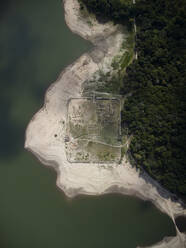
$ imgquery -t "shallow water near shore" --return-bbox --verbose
[175,216,186,233]
[0,0,176,247]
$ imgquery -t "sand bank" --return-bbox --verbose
[25,0,186,247]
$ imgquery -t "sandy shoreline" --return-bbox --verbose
[25,0,186,247]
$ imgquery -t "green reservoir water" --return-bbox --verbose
[0,0,176,247]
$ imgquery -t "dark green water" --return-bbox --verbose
[0,0,176,247]
[175,216,186,233]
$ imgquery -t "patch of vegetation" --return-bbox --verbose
[69,122,88,139]
[78,2,94,26]
[87,141,120,162]
[67,98,121,163]
[79,0,134,29]
[80,0,135,96]
[83,70,124,95]
[82,34,135,96]
[120,31,135,70]
[112,32,135,73]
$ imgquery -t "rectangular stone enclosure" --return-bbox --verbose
[65,97,121,163]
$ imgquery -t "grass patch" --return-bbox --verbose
[66,98,121,163]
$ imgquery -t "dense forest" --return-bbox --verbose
[79,0,134,26]
[79,0,186,197]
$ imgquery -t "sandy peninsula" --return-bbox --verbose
[25,0,186,247]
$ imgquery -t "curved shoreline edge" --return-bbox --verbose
[25,0,186,247]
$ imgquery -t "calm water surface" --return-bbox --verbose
[0,1,176,247]
[175,216,186,233]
